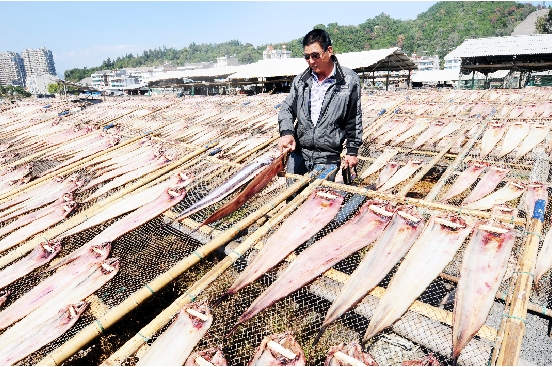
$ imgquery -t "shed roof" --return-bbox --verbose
[411,69,510,83]
[447,34,552,58]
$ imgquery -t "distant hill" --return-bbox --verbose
[65,1,537,82]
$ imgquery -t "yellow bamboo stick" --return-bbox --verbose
[492,214,543,365]
[397,119,478,197]
[101,179,318,365]
[0,142,215,269]
[0,135,147,204]
[321,180,526,226]
[36,175,311,366]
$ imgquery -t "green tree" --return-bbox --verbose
[536,9,552,33]
[62,1,536,82]
[47,83,61,94]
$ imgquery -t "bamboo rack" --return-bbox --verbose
[100,179,321,365]
[492,200,545,365]
[424,123,486,201]
[397,119,479,197]
[103,178,502,365]
[321,181,526,226]
[36,175,311,366]
[0,134,146,203]
[0,141,217,269]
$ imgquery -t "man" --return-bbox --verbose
[278,29,363,181]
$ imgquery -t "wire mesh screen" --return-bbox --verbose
[355,145,452,199]
[2,155,299,365]
[125,185,530,366]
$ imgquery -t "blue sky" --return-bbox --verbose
[0,1,546,77]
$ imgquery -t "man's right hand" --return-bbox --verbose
[278,135,296,152]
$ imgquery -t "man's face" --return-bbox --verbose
[303,42,333,75]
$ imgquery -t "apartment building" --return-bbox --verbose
[0,51,26,86]
[444,55,462,71]
[411,53,440,72]
[20,47,56,77]
[263,45,291,60]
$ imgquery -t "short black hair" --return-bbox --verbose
[302,29,332,51]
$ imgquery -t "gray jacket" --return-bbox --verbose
[278,55,363,164]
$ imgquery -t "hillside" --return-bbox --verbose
[65,1,537,82]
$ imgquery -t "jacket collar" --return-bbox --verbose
[300,55,345,85]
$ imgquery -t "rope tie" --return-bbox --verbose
[95,319,106,332]
[513,271,534,278]
[193,251,203,260]
[184,291,196,302]
[457,207,463,215]
[542,306,548,315]
[231,249,242,258]
[144,284,155,295]
[500,291,508,301]
[524,231,542,240]
[502,314,526,324]
[510,216,515,225]
[137,332,150,343]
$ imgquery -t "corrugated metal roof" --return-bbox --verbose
[146,48,416,83]
[227,58,305,79]
[411,69,460,83]
[446,34,552,58]
[338,47,399,69]
[228,47,413,80]
[411,69,510,83]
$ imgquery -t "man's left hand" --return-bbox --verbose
[342,155,358,169]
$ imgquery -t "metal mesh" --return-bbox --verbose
[133,184,526,366]
[3,89,552,366]
[8,155,299,365]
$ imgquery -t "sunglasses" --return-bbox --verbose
[303,50,326,60]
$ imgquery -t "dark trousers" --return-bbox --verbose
[286,151,338,181]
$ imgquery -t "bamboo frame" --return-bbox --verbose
[0,142,216,269]
[397,119,479,197]
[424,122,486,201]
[103,179,504,365]
[0,134,147,203]
[101,179,320,365]
[320,180,526,226]
[36,175,311,366]
[492,214,544,365]
[438,272,552,318]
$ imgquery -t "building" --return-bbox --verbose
[90,70,127,88]
[20,47,56,77]
[410,53,440,72]
[215,56,239,68]
[26,73,59,95]
[444,54,462,71]
[263,45,291,60]
[0,51,26,86]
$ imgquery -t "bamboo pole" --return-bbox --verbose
[233,134,278,163]
[37,175,311,366]
[397,119,478,197]
[320,180,526,226]
[0,117,185,204]
[0,134,147,204]
[0,111,55,139]
[425,122,486,201]
[492,199,545,366]
[0,142,215,269]
[101,179,319,365]
[438,272,552,319]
